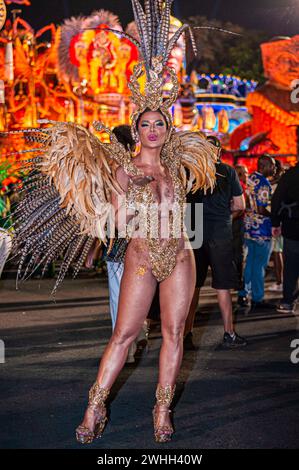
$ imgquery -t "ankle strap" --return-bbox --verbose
[155,384,176,407]
[88,382,110,408]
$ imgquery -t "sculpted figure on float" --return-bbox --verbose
[261,35,299,90]
[58,10,139,97]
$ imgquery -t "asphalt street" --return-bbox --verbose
[0,272,298,449]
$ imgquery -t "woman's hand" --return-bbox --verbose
[130,175,155,187]
[84,239,102,268]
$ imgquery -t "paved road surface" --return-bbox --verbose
[0,273,298,449]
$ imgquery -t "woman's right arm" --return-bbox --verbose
[111,166,137,235]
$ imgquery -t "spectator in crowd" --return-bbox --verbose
[239,155,276,311]
[235,165,249,194]
[0,186,13,278]
[0,228,12,278]
[271,161,299,313]
[185,136,247,349]
[233,165,248,300]
[268,159,285,292]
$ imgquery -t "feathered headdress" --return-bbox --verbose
[112,1,239,141]
[122,1,197,140]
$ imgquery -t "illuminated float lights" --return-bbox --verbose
[195,94,246,106]
[192,73,258,99]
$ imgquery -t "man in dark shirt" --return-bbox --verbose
[239,155,276,310]
[185,136,247,349]
[271,162,299,313]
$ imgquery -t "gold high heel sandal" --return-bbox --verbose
[76,382,110,444]
[153,384,176,443]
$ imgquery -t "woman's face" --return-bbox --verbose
[137,111,167,149]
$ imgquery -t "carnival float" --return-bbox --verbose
[229,34,299,170]
[0,1,298,216]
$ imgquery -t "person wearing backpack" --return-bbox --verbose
[271,161,299,313]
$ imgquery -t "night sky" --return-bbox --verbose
[6,0,299,36]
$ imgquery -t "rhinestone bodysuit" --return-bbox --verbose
[124,156,186,282]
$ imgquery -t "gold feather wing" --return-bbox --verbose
[174,131,218,194]
[11,121,123,294]
[37,121,122,239]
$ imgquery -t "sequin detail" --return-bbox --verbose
[136,265,148,276]
[155,384,176,406]
[125,148,186,282]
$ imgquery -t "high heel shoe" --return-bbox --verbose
[76,382,110,444]
[136,320,150,344]
[153,384,176,443]
[126,340,137,364]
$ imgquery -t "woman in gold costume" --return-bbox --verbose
[77,108,208,444]
[8,1,217,444]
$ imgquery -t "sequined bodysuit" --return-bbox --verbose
[124,157,187,282]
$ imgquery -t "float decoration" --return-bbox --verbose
[57,9,140,101]
[230,35,299,165]
[0,1,6,31]
[2,3,297,181]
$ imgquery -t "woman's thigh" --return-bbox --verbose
[114,248,157,337]
[159,246,196,330]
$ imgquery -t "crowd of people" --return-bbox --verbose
[183,147,299,350]
[235,154,298,316]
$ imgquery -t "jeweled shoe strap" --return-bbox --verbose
[155,384,176,407]
[88,382,110,408]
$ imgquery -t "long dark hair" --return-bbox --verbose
[112,125,135,151]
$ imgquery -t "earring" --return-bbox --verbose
[132,141,141,157]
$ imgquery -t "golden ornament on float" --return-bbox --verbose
[0,0,7,31]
